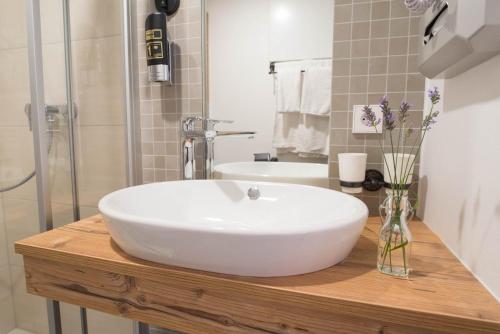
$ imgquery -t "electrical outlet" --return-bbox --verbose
[352,105,383,134]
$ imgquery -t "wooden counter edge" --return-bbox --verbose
[15,237,500,334]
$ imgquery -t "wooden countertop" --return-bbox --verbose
[15,215,500,334]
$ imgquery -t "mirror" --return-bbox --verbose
[204,0,334,187]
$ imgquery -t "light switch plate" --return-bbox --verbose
[352,105,383,134]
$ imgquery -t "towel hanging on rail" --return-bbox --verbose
[275,62,303,113]
[300,65,332,116]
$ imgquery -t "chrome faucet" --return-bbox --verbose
[182,117,256,180]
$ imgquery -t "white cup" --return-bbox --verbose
[383,153,416,186]
[338,153,367,194]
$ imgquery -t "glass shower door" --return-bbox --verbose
[0,0,55,333]
[0,0,131,333]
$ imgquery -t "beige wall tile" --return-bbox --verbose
[334,23,351,41]
[370,38,389,57]
[351,58,369,75]
[369,57,388,75]
[332,112,349,129]
[3,198,39,265]
[353,3,371,22]
[368,75,387,93]
[388,55,407,74]
[407,54,419,73]
[407,73,425,91]
[333,41,351,59]
[76,125,127,207]
[0,127,36,201]
[387,74,406,92]
[389,37,409,55]
[0,291,15,334]
[69,0,122,40]
[410,17,421,35]
[0,0,27,50]
[332,94,349,111]
[10,264,50,334]
[371,20,389,38]
[334,5,352,23]
[390,18,410,38]
[352,39,370,58]
[0,48,30,127]
[332,76,350,94]
[87,309,134,334]
[350,76,368,93]
[352,21,370,40]
[60,302,82,334]
[409,35,420,54]
[0,195,15,333]
[333,59,350,76]
[372,1,390,20]
[349,93,368,109]
[40,0,65,44]
[72,36,125,126]
[43,43,67,106]
[391,0,410,18]
[331,129,348,146]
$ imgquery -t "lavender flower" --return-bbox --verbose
[422,87,441,129]
[384,111,396,130]
[428,86,440,104]
[422,111,440,130]
[379,95,389,110]
[379,96,395,130]
[361,105,381,127]
[399,101,411,123]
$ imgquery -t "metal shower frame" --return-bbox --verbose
[25,0,141,333]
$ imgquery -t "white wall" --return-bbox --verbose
[269,0,333,61]
[207,0,333,164]
[419,54,500,301]
[207,0,275,164]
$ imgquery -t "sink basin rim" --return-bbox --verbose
[98,180,368,236]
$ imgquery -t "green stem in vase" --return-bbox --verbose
[402,237,408,274]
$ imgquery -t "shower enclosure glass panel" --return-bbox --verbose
[0,0,131,333]
[0,0,39,332]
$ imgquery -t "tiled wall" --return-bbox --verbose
[328,0,425,214]
[136,0,203,183]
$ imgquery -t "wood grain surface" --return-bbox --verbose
[15,215,500,334]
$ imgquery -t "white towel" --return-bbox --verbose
[293,115,330,156]
[300,66,332,116]
[275,65,302,113]
[272,112,301,149]
[272,114,329,157]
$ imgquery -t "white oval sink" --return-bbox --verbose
[98,180,368,277]
[213,162,329,188]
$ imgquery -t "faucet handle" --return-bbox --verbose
[182,116,204,132]
[203,118,234,130]
[182,117,234,131]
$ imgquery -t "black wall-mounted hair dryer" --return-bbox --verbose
[145,12,171,82]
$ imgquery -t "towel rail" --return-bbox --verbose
[269,57,331,74]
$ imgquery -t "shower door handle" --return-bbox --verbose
[24,103,78,130]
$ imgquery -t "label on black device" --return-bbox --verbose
[145,13,168,64]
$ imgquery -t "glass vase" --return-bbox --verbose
[377,189,414,278]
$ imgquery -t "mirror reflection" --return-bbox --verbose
[205,0,333,187]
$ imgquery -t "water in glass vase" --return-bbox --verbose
[377,190,414,278]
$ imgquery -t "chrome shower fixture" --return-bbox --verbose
[404,0,435,14]
[0,104,67,193]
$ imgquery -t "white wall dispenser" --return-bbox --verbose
[418,0,500,79]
